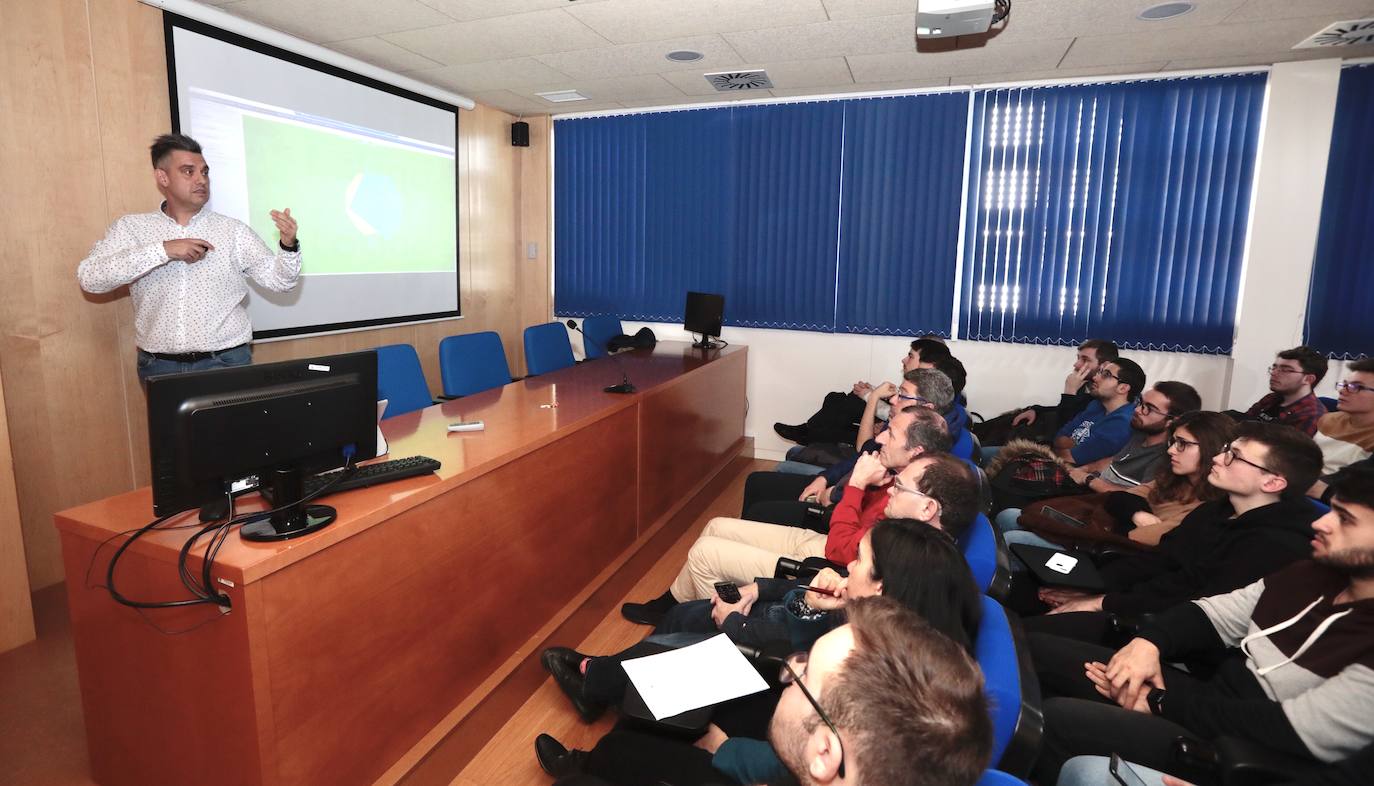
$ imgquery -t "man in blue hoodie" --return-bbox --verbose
[1052,357,1146,465]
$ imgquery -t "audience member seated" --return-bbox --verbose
[972,339,1119,449]
[773,338,949,447]
[990,380,1200,523]
[1052,357,1146,465]
[1027,463,1374,784]
[778,365,966,475]
[1000,410,1233,554]
[534,597,993,786]
[538,519,981,784]
[621,444,977,625]
[1309,357,1374,501]
[758,367,958,513]
[1019,421,1323,639]
[1224,345,1329,436]
[1057,743,1374,786]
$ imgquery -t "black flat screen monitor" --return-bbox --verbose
[146,351,379,540]
[684,291,725,349]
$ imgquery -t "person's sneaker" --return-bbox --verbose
[534,733,588,778]
[540,647,605,722]
[773,422,810,444]
[619,590,676,626]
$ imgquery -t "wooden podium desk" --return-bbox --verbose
[54,342,746,786]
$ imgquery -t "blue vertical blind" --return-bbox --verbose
[1305,64,1374,360]
[555,103,843,331]
[959,74,1266,353]
[555,93,968,333]
[836,92,970,335]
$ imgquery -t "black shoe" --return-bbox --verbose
[540,647,606,722]
[620,590,676,626]
[773,422,811,445]
[535,733,587,778]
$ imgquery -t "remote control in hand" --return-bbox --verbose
[714,581,741,604]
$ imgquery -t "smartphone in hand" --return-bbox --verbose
[714,582,741,604]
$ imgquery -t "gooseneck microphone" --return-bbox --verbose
[567,319,636,394]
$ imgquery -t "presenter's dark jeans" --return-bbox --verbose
[137,343,252,381]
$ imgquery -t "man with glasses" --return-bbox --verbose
[1227,346,1328,436]
[973,338,1119,449]
[1311,357,1374,499]
[1025,421,1323,642]
[1052,358,1148,465]
[1027,463,1374,784]
[768,598,992,786]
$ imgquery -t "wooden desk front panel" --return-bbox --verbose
[257,407,638,785]
[638,349,748,531]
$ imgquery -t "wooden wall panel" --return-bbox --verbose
[0,0,554,590]
[0,365,35,652]
[517,115,553,374]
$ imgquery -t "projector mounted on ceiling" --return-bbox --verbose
[916,0,1010,38]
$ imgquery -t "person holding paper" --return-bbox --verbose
[534,597,993,786]
[535,522,983,784]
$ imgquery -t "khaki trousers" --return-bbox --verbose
[669,516,827,601]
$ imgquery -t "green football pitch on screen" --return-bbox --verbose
[242,115,456,274]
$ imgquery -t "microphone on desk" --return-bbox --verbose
[566,319,636,394]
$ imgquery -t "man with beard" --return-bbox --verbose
[1228,346,1329,436]
[1027,462,1374,783]
[1051,357,1146,465]
[1068,381,1202,491]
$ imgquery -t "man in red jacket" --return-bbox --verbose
[623,406,960,623]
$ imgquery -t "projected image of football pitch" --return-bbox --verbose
[242,115,456,274]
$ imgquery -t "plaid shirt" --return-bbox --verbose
[1244,392,1326,436]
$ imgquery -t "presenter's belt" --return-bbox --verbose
[139,343,248,363]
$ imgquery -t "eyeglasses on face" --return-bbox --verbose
[890,477,935,500]
[1219,442,1275,474]
[1138,400,1172,418]
[1166,435,1200,452]
[1336,380,1374,395]
[1267,365,1306,376]
[892,391,933,407]
[780,652,846,779]
[1093,367,1119,381]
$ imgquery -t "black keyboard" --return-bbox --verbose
[261,455,442,504]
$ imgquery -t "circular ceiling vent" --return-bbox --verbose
[1139,2,1195,20]
[665,50,704,62]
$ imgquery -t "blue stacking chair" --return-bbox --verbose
[1318,396,1339,412]
[975,770,1028,786]
[975,596,1043,776]
[523,322,577,376]
[952,426,975,461]
[438,331,512,397]
[374,343,437,419]
[959,513,1009,599]
[580,315,624,360]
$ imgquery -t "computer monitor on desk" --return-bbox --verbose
[684,291,725,349]
[145,351,379,541]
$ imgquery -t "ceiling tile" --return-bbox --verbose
[989,0,1248,44]
[723,14,918,62]
[1225,0,1374,24]
[848,37,1074,83]
[1163,45,1374,71]
[535,35,746,80]
[1061,14,1372,68]
[660,57,854,96]
[218,0,456,43]
[473,88,623,115]
[768,77,953,97]
[382,9,612,66]
[566,0,829,45]
[614,94,770,109]
[325,36,445,72]
[517,74,688,104]
[416,0,611,22]
[821,0,914,21]
[408,57,573,92]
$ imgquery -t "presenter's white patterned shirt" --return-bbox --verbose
[77,203,300,354]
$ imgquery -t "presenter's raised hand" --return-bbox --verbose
[270,208,298,246]
[164,238,214,262]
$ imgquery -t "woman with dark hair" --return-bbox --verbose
[532,518,983,784]
[1114,410,1236,545]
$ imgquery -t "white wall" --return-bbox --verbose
[558,58,1354,461]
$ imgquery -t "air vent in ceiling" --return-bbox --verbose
[704,70,774,92]
[1294,18,1374,49]
[536,89,589,103]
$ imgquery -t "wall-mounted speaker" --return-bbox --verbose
[511,121,530,147]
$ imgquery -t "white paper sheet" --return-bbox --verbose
[620,634,770,720]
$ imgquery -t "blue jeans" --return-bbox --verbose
[137,343,252,381]
[774,460,824,475]
[1057,755,1167,786]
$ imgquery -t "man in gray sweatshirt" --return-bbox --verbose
[1027,462,1374,783]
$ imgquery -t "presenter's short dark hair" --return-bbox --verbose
[150,133,203,167]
